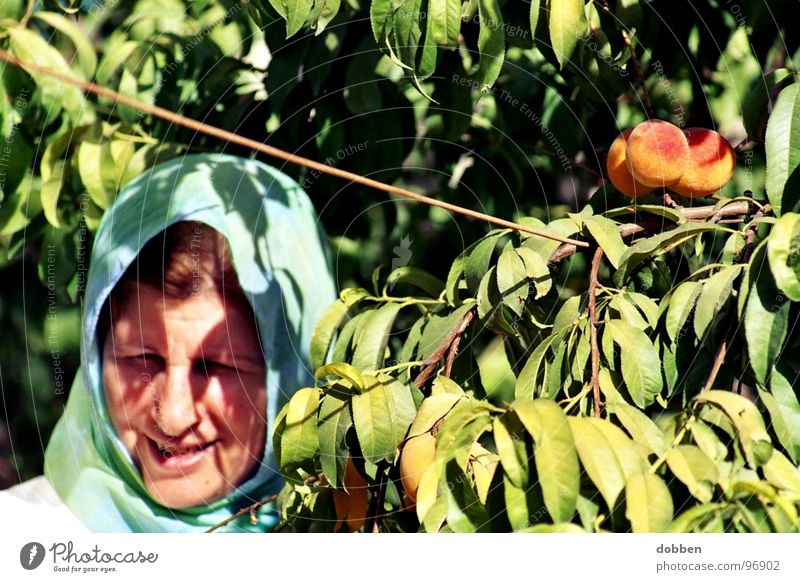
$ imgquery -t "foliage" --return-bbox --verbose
[0,0,798,533]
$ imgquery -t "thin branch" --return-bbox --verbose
[366,468,388,534]
[588,247,604,417]
[21,0,34,28]
[0,49,589,249]
[548,199,760,264]
[621,29,654,117]
[414,308,476,390]
[205,493,279,533]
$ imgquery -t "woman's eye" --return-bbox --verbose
[197,359,233,374]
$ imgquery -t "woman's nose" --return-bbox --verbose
[153,365,199,437]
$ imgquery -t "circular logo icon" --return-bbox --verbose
[20,542,46,570]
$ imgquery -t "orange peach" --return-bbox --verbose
[669,128,735,198]
[626,120,690,187]
[399,432,436,504]
[332,457,370,532]
[606,128,656,197]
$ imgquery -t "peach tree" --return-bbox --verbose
[0,0,798,532]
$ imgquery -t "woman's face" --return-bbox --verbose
[102,284,267,509]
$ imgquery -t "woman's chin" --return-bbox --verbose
[143,476,229,509]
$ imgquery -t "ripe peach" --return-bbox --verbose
[332,457,370,532]
[626,120,690,187]
[399,432,436,504]
[606,128,656,197]
[669,128,735,198]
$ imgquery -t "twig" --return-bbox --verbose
[588,247,604,417]
[0,49,589,249]
[414,308,476,390]
[548,199,760,264]
[366,468,388,534]
[21,0,34,28]
[621,29,654,117]
[205,493,279,533]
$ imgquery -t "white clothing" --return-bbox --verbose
[0,476,89,533]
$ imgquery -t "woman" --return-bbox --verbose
[0,153,336,532]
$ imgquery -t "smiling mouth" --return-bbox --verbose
[146,438,218,470]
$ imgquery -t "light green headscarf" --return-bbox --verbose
[44,153,336,532]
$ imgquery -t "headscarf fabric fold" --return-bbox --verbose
[45,153,336,532]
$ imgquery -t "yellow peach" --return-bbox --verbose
[626,120,690,187]
[606,128,656,197]
[669,128,735,198]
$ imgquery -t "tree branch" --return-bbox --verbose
[205,493,280,533]
[414,308,476,390]
[549,199,761,264]
[0,49,588,249]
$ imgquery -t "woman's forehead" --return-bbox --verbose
[110,285,262,354]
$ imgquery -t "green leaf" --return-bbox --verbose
[465,232,500,292]
[310,300,350,370]
[429,0,461,47]
[516,246,552,299]
[497,242,529,316]
[310,0,342,34]
[408,393,464,437]
[762,450,800,495]
[0,182,42,237]
[7,25,89,122]
[283,0,314,37]
[444,461,491,532]
[609,403,666,456]
[665,445,718,503]
[280,388,321,469]
[474,0,505,88]
[315,362,364,391]
[665,282,701,342]
[515,331,564,399]
[34,11,97,78]
[615,223,725,284]
[625,473,674,533]
[418,304,472,360]
[568,417,646,509]
[607,320,662,407]
[77,127,120,210]
[318,392,352,488]
[693,266,743,339]
[549,0,587,70]
[513,400,580,523]
[585,215,626,269]
[767,212,800,301]
[529,0,541,38]
[744,244,790,385]
[351,302,403,370]
[351,374,416,464]
[385,267,445,297]
[503,472,543,531]
[493,414,529,488]
[759,370,800,463]
[370,0,394,43]
[697,390,773,468]
[765,83,800,215]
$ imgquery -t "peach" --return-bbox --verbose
[625,120,690,187]
[606,128,656,197]
[399,432,436,504]
[332,457,370,532]
[669,128,735,198]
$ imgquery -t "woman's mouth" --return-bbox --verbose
[145,438,218,473]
